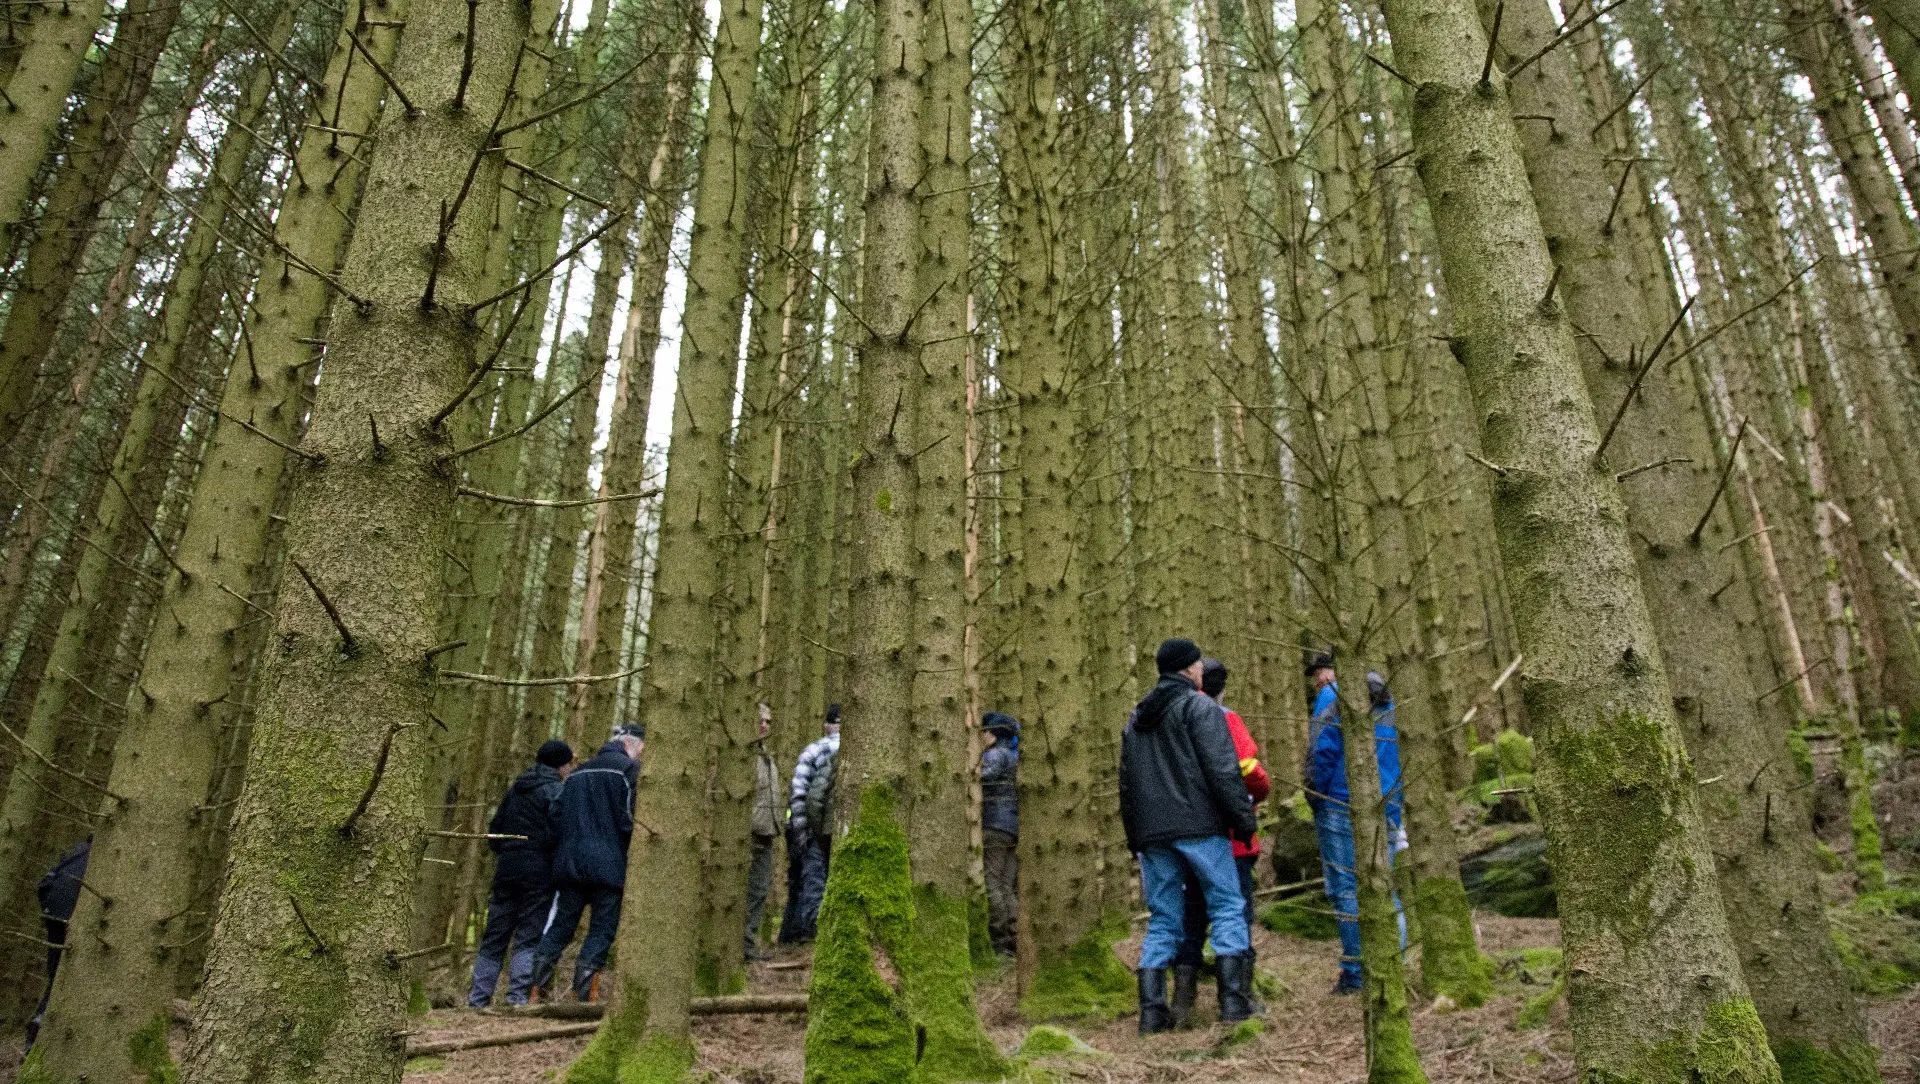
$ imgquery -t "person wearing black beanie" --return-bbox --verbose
[1156,637,1203,675]
[1120,636,1262,1032]
[467,740,572,1006]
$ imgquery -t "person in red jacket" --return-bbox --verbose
[1170,658,1270,1026]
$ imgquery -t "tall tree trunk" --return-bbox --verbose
[1380,1,1783,1080]
[0,0,111,268]
[995,0,1131,1022]
[0,0,183,456]
[571,35,697,737]
[563,0,766,1071]
[22,0,369,1036]
[1483,0,1882,1075]
[0,6,283,910]
[178,0,528,1071]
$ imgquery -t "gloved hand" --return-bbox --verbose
[1231,824,1257,846]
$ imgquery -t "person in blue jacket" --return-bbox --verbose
[1302,654,1406,994]
[528,724,643,1002]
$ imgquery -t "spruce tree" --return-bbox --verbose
[178,0,531,1071]
[1379,0,1782,1079]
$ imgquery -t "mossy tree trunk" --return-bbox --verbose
[1380,1,1782,1080]
[562,0,765,1074]
[177,0,530,1071]
[805,0,1005,1071]
[25,0,365,1070]
[1480,2,1881,1074]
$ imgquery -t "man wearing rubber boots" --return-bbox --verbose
[1119,638,1261,1034]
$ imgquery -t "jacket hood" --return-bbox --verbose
[1130,674,1193,732]
[512,763,561,795]
[595,740,631,760]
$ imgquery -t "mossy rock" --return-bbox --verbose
[1469,730,1534,784]
[1017,1026,1096,1058]
[1258,898,1339,941]
[1264,800,1323,886]
[1458,830,1556,918]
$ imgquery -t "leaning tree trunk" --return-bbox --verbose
[0,3,282,912]
[22,2,399,1076]
[177,0,528,1073]
[0,0,112,282]
[1378,1,1783,1081]
[0,0,182,454]
[1481,1,1882,1076]
[561,0,766,1074]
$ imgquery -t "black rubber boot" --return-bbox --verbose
[526,955,558,1003]
[1171,964,1199,1029]
[1137,968,1173,1035]
[1216,953,1264,1023]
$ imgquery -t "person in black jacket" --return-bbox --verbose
[979,711,1020,957]
[529,725,642,1002]
[27,839,88,1047]
[467,739,572,1006]
[1118,638,1260,1034]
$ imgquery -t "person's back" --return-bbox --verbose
[1304,681,1403,825]
[1119,640,1262,1034]
[491,762,565,874]
[551,740,638,889]
[980,726,1018,837]
[1118,676,1256,853]
[531,727,641,1002]
[469,741,571,1007]
[789,730,840,838]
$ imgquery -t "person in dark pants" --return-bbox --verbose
[744,701,782,960]
[468,739,572,1007]
[530,725,642,1002]
[1119,638,1260,1035]
[778,705,840,944]
[27,839,88,1047]
[1172,658,1270,1026]
[979,711,1021,958]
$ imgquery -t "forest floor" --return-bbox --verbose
[399,911,1920,1084]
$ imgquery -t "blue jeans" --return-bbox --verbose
[1138,836,1249,970]
[1176,854,1257,966]
[468,873,555,1006]
[778,830,831,942]
[532,882,623,998]
[1313,804,1406,989]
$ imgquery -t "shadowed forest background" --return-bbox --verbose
[0,0,1918,1078]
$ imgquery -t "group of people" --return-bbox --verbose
[1118,637,1403,1033]
[467,704,848,1005]
[469,724,644,1005]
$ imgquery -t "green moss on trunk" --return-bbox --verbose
[1413,876,1492,1008]
[1596,999,1777,1084]
[1769,1040,1885,1084]
[1016,914,1136,1022]
[909,887,1011,1083]
[805,785,1009,1084]
[565,983,695,1084]
[804,784,922,1084]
